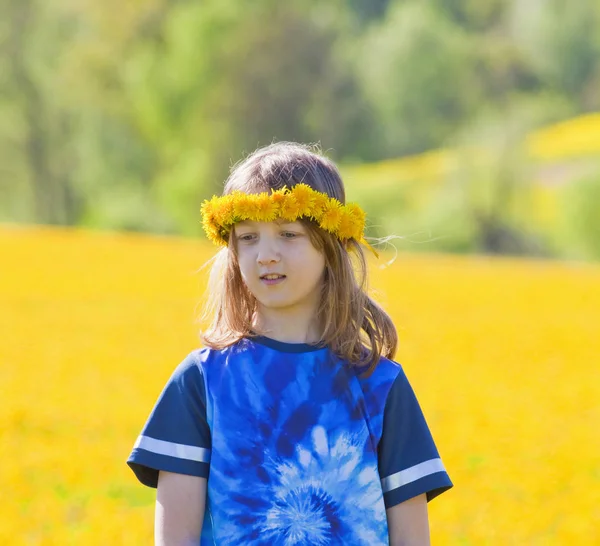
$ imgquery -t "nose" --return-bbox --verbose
[256,238,281,266]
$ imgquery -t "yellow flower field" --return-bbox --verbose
[1,225,598,545]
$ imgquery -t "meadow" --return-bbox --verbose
[1,225,599,544]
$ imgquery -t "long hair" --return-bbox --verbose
[200,142,398,375]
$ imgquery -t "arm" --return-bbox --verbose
[386,493,430,546]
[155,470,207,546]
[378,369,453,545]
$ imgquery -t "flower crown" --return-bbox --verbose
[201,183,377,255]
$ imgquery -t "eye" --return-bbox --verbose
[237,233,256,242]
[281,231,298,239]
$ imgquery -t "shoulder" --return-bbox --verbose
[161,345,235,399]
[171,348,206,376]
[374,355,405,380]
[347,355,407,417]
[177,340,250,377]
[356,354,406,389]
[156,350,207,398]
[168,346,220,383]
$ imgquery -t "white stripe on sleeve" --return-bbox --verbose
[134,435,211,463]
[380,458,446,493]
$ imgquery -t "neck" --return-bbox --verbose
[253,303,322,344]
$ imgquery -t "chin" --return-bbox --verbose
[257,298,296,310]
[256,292,309,310]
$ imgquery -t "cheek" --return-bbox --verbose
[235,255,255,286]
[236,248,253,271]
[301,249,326,281]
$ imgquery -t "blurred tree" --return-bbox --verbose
[218,1,374,163]
[510,0,600,111]
[1,0,598,262]
[358,1,481,156]
[50,0,371,234]
[430,0,508,30]
[452,102,554,257]
[1,0,83,224]
[346,0,391,23]
[472,38,541,105]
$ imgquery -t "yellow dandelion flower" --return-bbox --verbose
[291,183,316,215]
[252,193,278,222]
[201,198,220,240]
[202,217,222,245]
[200,188,371,251]
[200,200,210,219]
[213,198,235,226]
[310,193,330,221]
[280,194,302,221]
[269,188,288,216]
[345,202,366,228]
[337,209,360,240]
[233,192,254,220]
[320,201,343,232]
[200,196,218,221]
[201,219,212,239]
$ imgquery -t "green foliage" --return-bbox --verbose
[557,172,600,260]
[510,0,600,110]
[358,2,481,156]
[1,0,600,260]
[430,0,508,30]
[346,0,391,22]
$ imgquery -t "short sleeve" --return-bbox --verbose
[378,368,453,508]
[127,352,211,488]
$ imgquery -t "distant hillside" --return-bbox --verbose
[340,112,600,255]
[342,112,600,192]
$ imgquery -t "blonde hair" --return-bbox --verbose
[200,142,397,375]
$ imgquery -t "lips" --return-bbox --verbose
[260,273,286,280]
[260,273,286,285]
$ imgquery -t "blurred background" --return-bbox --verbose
[2,1,600,545]
[1,0,599,260]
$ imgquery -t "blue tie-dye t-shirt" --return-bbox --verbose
[128,336,453,545]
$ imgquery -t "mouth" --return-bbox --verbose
[260,273,287,285]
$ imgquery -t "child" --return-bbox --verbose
[127,142,453,545]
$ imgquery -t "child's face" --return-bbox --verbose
[234,219,326,317]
